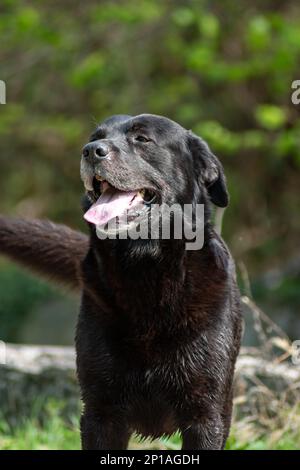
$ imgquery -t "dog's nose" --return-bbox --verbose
[95,143,109,158]
[82,142,109,160]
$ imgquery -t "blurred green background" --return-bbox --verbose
[0,0,300,345]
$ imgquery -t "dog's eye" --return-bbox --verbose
[134,135,150,143]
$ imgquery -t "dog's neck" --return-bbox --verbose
[88,222,218,304]
[81,222,229,345]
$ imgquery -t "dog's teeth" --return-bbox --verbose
[80,160,94,191]
[139,189,145,198]
[83,176,94,191]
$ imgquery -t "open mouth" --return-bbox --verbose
[83,175,157,227]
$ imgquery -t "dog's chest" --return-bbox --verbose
[119,361,182,437]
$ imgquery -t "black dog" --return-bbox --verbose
[0,114,242,450]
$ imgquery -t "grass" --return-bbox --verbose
[0,402,181,450]
[0,404,81,450]
[1,401,299,450]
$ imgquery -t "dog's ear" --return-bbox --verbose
[187,131,229,207]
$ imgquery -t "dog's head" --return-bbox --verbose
[80,114,228,234]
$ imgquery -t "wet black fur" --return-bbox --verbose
[0,114,242,450]
[77,114,242,449]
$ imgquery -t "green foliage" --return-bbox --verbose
[255,105,287,130]
[0,262,63,342]
[0,400,81,450]
[0,0,299,262]
[0,1,300,339]
[246,16,271,51]
[0,2,299,448]
[69,53,105,89]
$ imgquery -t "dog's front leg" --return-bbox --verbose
[80,411,130,450]
[181,414,224,450]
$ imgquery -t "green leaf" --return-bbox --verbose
[198,14,219,39]
[246,16,271,51]
[255,105,287,130]
[172,7,195,28]
[69,53,105,88]
[15,7,40,32]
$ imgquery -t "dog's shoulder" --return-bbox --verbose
[208,231,236,278]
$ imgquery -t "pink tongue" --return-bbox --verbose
[84,187,142,225]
